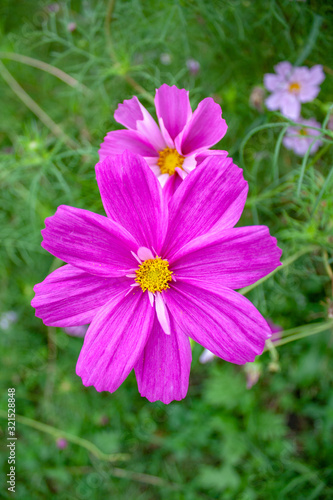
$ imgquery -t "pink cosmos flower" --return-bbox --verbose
[99,84,228,197]
[32,151,282,404]
[283,117,322,156]
[264,62,325,120]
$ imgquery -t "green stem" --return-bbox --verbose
[0,410,129,463]
[267,320,333,349]
[0,60,78,149]
[0,52,92,96]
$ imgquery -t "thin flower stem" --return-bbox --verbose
[309,165,333,219]
[104,0,154,104]
[272,124,288,181]
[266,320,333,350]
[294,14,323,67]
[239,246,318,295]
[0,52,92,96]
[0,60,78,150]
[67,465,181,489]
[105,0,118,62]
[0,410,129,463]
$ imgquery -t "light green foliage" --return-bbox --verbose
[0,0,333,498]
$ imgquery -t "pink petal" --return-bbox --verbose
[195,149,228,166]
[280,94,301,120]
[179,97,227,155]
[265,91,284,111]
[114,96,145,130]
[170,226,282,289]
[274,61,293,77]
[137,247,154,261]
[32,264,129,327]
[264,74,284,92]
[95,151,168,253]
[41,205,138,277]
[165,282,271,365]
[98,129,158,161]
[298,84,320,102]
[135,315,191,404]
[162,156,248,260]
[155,84,192,141]
[162,173,183,201]
[76,289,154,393]
[155,292,171,335]
[114,96,165,151]
[308,65,325,85]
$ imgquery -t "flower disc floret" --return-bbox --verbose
[135,257,173,293]
[288,82,301,93]
[157,147,185,175]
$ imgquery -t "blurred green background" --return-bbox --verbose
[1,0,333,498]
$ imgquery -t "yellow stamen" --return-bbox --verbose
[299,128,308,136]
[157,147,184,175]
[135,257,173,293]
[288,82,301,93]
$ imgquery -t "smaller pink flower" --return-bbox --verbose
[99,84,228,197]
[64,325,88,337]
[56,438,68,449]
[67,22,76,32]
[264,62,325,120]
[283,118,322,156]
[186,59,200,76]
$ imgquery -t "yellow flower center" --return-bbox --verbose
[135,257,173,293]
[299,128,308,136]
[288,82,301,93]
[157,147,185,175]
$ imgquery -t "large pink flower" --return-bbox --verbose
[32,152,282,404]
[264,62,325,120]
[99,84,228,197]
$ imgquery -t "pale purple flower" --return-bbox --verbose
[283,118,322,156]
[67,22,76,32]
[160,53,171,65]
[99,84,228,197]
[0,311,18,330]
[56,438,68,449]
[64,324,88,337]
[245,361,262,389]
[186,59,200,76]
[267,319,282,341]
[264,62,325,120]
[32,151,282,404]
[199,348,215,364]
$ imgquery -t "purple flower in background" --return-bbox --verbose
[283,118,322,156]
[186,58,200,76]
[67,22,77,32]
[264,62,325,119]
[56,438,68,449]
[160,53,171,65]
[64,325,88,337]
[199,348,215,364]
[32,152,281,404]
[0,311,18,330]
[99,84,228,197]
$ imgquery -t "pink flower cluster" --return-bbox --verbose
[264,61,325,156]
[32,85,282,404]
